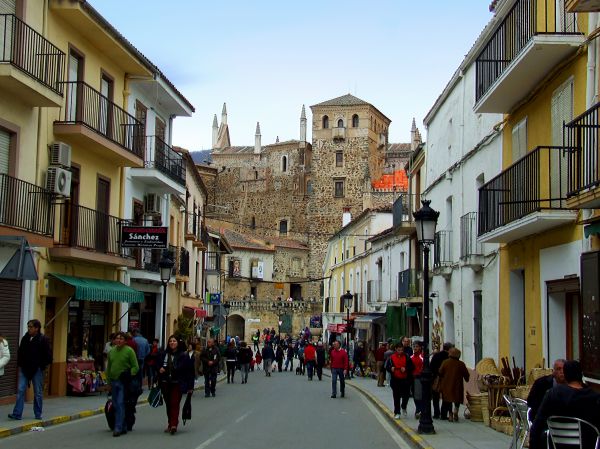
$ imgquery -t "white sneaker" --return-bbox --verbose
[402,409,407,417]
[394,414,401,419]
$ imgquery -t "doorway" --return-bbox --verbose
[290,283,302,300]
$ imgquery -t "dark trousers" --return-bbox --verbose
[306,360,315,379]
[331,368,345,396]
[226,361,236,382]
[390,377,411,414]
[441,400,461,418]
[162,382,182,428]
[276,359,283,372]
[432,390,441,417]
[204,371,217,396]
[316,363,323,380]
[298,357,305,374]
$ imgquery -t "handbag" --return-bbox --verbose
[182,392,192,425]
[148,385,163,408]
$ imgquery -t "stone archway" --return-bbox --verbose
[227,314,245,340]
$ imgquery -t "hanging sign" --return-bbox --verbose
[121,226,168,248]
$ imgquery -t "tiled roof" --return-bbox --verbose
[267,237,308,251]
[212,146,255,155]
[312,93,371,107]
[387,143,412,155]
[368,226,394,243]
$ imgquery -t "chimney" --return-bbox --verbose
[342,207,352,227]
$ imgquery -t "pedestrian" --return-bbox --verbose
[132,328,150,386]
[254,348,262,371]
[200,339,220,397]
[329,340,348,398]
[145,338,160,389]
[353,341,366,377]
[159,336,194,435]
[237,342,252,384]
[297,343,305,375]
[252,330,260,352]
[401,336,413,357]
[375,342,387,387]
[284,344,294,371]
[315,341,326,381]
[275,344,284,372]
[8,319,52,421]
[388,343,413,419]
[304,342,317,380]
[438,347,469,422]
[411,341,424,419]
[430,342,452,419]
[103,333,115,371]
[526,358,566,420]
[0,333,10,377]
[383,340,394,386]
[261,343,275,376]
[225,340,238,383]
[105,331,139,437]
[125,332,138,354]
[529,360,600,449]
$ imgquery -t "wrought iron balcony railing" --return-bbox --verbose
[0,173,54,237]
[398,268,420,299]
[205,251,221,272]
[434,230,453,267]
[476,0,580,102]
[393,193,417,226]
[0,14,65,94]
[478,146,568,236]
[56,81,144,157]
[460,212,483,258]
[146,136,186,186]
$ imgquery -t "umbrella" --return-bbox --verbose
[182,392,193,425]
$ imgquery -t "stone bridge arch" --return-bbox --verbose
[228,314,246,340]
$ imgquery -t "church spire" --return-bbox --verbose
[212,114,218,149]
[221,102,228,126]
[300,104,307,142]
[255,122,261,154]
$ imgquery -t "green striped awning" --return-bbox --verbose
[49,273,144,303]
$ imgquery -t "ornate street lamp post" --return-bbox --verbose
[342,290,353,378]
[159,250,175,348]
[413,200,439,435]
[223,302,231,342]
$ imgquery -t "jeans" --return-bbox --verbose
[306,360,315,379]
[263,359,272,374]
[204,371,217,396]
[111,380,126,433]
[240,363,250,382]
[226,361,236,382]
[331,368,345,396]
[12,368,44,419]
[284,357,293,370]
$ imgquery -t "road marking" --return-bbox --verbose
[235,411,250,423]
[194,430,225,449]
[359,393,412,449]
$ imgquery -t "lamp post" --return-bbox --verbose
[413,200,439,435]
[223,302,231,342]
[159,250,175,348]
[341,290,353,378]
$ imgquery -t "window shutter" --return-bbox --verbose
[511,119,527,163]
[551,80,573,205]
[0,130,10,175]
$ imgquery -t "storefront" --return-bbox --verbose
[127,292,158,341]
[354,313,386,351]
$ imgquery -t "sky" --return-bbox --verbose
[92,1,494,151]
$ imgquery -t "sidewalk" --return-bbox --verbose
[0,376,225,439]
[345,373,511,449]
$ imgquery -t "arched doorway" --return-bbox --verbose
[227,314,245,340]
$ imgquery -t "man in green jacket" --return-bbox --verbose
[107,332,139,437]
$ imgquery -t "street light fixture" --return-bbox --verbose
[413,200,439,435]
[159,250,175,348]
[223,302,231,342]
[341,290,353,378]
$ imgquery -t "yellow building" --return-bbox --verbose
[475,0,587,372]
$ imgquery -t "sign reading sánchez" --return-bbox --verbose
[121,226,168,249]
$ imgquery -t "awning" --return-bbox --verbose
[354,314,386,330]
[183,306,207,318]
[327,323,347,333]
[49,273,144,303]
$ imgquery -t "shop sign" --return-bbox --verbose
[209,293,221,304]
[121,226,168,249]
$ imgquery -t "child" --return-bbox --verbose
[254,351,262,371]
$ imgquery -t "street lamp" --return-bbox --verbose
[413,200,439,435]
[223,302,231,342]
[341,290,353,378]
[159,250,175,348]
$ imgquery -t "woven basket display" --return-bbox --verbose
[467,393,488,422]
[489,407,513,436]
[527,368,552,385]
[476,358,501,376]
[510,385,531,401]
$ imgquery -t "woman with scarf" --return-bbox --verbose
[159,336,195,434]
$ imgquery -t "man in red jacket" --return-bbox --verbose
[329,340,348,398]
[304,342,317,380]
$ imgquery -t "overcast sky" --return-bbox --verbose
[92,1,493,151]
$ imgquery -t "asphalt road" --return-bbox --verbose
[2,369,412,449]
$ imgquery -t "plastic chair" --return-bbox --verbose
[512,398,529,449]
[503,394,521,449]
[546,416,600,449]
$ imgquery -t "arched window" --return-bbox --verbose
[337,119,344,128]
[281,155,288,172]
[352,114,359,127]
[322,115,329,129]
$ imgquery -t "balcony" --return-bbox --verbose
[170,245,190,281]
[205,251,221,272]
[129,136,186,195]
[367,279,382,303]
[566,0,600,12]
[434,230,453,279]
[0,174,54,246]
[460,212,484,271]
[0,14,65,107]
[475,0,584,113]
[51,203,134,267]
[54,81,144,167]
[564,102,600,208]
[398,268,421,302]
[332,127,345,140]
[392,193,417,235]
[185,214,206,249]
[478,146,577,243]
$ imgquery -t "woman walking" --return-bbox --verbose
[438,347,469,422]
[388,343,413,419]
[159,336,195,435]
[225,340,238,383]
[237,342,252,384]
[0,333,10,377]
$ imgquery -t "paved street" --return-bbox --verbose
[1,370,411,449]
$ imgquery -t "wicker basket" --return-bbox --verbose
[467,393,488,422]
[489,407,513,436]
[476,358,502,376]
[510,385,531,400]
[527,368,552,385]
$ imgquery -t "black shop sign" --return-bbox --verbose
[121,226,168,249]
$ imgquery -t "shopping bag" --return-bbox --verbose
[105,398,115,430]
[148,385,163,408]
[182,392,192,425]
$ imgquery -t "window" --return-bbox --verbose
[322,115,329,129]
[334,180,344,198]
[0,129,12,175]
[306,180,312,194]
[352,114,359,128]
[511,117,527,163]
[281,155,288,172]
[337,119,344,128]
[251,216,256,229]
[279,219,288,236]
[335,151,343,167]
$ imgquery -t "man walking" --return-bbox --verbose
[200,339,220,397]
[261,343,275,376]
[8,319,52,421]
[315,341,326,381]
[375,342,387,387]
[304,341,317,380]
[330,340,348,398]
[131,328,150,384]
[106,332,139,437]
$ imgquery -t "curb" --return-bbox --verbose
[0,375,227,439]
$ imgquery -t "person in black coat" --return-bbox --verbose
[261,344,275,376]
[200,339,220,397]
[275,345,284,372]
[224,341,238,384]
[429,342,452,419]
[315,341,326,381]
[159,336,195,434]
[529,360,600,449]
[526,359,565,420]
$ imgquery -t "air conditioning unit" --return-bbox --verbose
[144,193,162,214]
[46,167,71,196]
[49,142,71,168]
